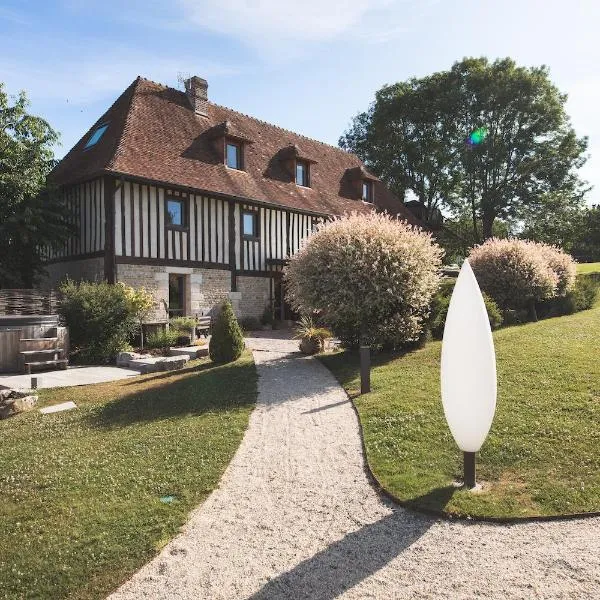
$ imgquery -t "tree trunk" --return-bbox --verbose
[482,212,495,241]
[527,299,538,322]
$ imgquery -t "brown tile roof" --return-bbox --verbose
[50,77,419,222]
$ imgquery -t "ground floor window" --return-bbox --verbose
[168,273,185,318]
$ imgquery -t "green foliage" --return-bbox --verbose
[59,280,139,363]
[260,305,274,326]
[538,274,600,318]
[146,329,179,349]
[341,57,588,242]
[0,83,71,287]
[0,354,257,599]
[429,287,502,340]
[209,301,244,364]
[284,212,443,349]
[238,316,261,332]
[572,205,600,262]
[169,316,197,334]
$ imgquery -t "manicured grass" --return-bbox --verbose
[577,262,600,274]
[320,308,600,519]
[0,353,257,599]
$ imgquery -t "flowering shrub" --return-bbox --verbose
[537,243,577,296]
[284,212,443,348]
[468,239,559,310]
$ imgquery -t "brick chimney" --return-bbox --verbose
[184,76,208,117]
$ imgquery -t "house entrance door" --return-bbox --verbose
[273,278,297,321]
[168,274,185,318]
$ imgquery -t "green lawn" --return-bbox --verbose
[320,307,600,519]
[0,353,257,599]
[577,262,600,274]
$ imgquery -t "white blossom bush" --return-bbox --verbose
[468,238,575,310]
[538,243,577,296]
[284,212,443,348]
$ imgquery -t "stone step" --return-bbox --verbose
[168,346,209,359]
[20,348,63,356]
[24,359,68,374]
[128,355,190,375]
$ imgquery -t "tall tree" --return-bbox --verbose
[341,57,588,242]
[0,83,69,287]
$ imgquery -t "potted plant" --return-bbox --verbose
[294,316,332,355]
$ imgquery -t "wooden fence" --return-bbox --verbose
[0,290,59,316]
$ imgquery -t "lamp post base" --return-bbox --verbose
[463,451,476,489]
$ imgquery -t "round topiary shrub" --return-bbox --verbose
[284,212,443,348]
[468,239,559,314]
[209,301,245,364]
[537,243,577,296]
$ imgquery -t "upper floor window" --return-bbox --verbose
[84,123,108,149]
[167,198,187,227]
[226,141,242,169]
[362,180,373,202]
[242,211,259,238]
[296,160,309,187]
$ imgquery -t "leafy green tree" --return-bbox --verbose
[0,83,70,287]
[571,205,600,262]
[341,57,588,241]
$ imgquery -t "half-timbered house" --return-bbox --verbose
[44,75,419,322]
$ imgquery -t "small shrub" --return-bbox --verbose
[284,212,443,349]
[571,274,600,310]
[146,329,179,349]
[239,316,261,332]
[260,306,274,326]
[429,289,502,340]
[294,316,332,354]
[209,301,245,364]
[502,308,530,325]
[169,316,197,334]
[59,280,139,363]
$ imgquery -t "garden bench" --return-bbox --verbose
[195,316,212,338]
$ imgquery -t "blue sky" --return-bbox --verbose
[1,0,598,205]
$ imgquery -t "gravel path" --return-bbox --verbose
[109,336,600,599]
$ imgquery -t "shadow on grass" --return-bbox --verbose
[120,361,214,386]
[402,485,457,514]
[87,358,257,430]
[249,507,433,600]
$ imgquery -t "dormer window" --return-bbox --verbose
[362,180,373,202]
[226,141,242,170]
[296,160,309,187]
[84,123,108,149]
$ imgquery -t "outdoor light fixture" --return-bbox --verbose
[440,259,497,489]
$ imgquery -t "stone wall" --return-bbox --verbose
[115,263,233,322]
[40,256,105,289]
[236,276,271,320]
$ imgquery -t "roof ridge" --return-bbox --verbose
[107,76,142,170]
[137,76,355,158]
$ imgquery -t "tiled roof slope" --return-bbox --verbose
[50,77,418,222]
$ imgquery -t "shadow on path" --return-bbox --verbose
[248,507,436,600]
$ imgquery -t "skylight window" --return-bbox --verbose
[84,124,108,149]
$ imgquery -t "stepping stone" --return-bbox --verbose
[40,401,77,414]
[168,346,209,359]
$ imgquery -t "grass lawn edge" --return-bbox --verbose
[317,351,600,524]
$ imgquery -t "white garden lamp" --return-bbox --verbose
[440,259,497,489]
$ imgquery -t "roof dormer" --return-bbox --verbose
[208,120,253,171]
[345,165,378,202]
[279,144,317,187]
